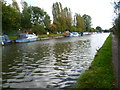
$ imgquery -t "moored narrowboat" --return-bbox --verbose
[15,33,38,43]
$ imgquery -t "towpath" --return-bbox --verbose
[112,34,120,88]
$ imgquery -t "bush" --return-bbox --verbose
[32,25,46,35]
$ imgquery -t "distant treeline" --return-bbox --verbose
[2,0,105,35]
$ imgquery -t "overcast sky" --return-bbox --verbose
[7,0,114,29]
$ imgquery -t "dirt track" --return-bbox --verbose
[112,34,120,88]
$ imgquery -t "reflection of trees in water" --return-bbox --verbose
[2,45,24,72]
[51,39,91,63]
[52,42,72,65]
[2,39,91,73]
[70,39,91,55]
[53,42,71,56]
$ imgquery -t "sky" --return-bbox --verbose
[6,0,115,29]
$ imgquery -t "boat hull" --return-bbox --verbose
[0,40,12,46]
[65,35,72,37]
[15,38,38,43]
[3,40,12,43]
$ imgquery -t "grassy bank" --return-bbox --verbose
[8,35,17,40]
[38,33,64,38]
[74,34,115,88]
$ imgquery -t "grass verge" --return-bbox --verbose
[38,34,64,38]
[8,35,17,40]
[73,34,115,88]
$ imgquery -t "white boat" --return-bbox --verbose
[15,33,38,43]
[83,32,89,35]
[71,32,79,36]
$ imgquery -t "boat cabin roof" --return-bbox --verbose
[17,33,27,39]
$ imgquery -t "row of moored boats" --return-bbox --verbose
[64,32,93,37]
[0,32,93,45]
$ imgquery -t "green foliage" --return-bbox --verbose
[21,0,28,9]
[64,7,72,29]
[44,14,51,30]
[21,5,51,33]
[96,26,102,32]
[91,28,97,32]
[2,1,20,34]
[32,25,46,35]
[70,26,77,32]
[21,6,32,30]
[74,13,85,32]
[30,6,45,25]
[82,14,92,32]
[76,34,115,88]
[20,1,32,31]
[114,15,120,34]
[52,2,72,32]
[2,0,51,35]
[8,35,17,40]
[113,1,120,36]
[12,0,20,12]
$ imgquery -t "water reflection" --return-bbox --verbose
[2,33,109,88]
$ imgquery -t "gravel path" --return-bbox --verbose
[112,34,120,88]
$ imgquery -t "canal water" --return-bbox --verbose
[2,33,110,88]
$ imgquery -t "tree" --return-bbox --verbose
[96,26,102,32]
[114,1,120,15]
[20,1,32,31]
[2,1,20,34]
[91,28,97,32]
[43,14,51,30]
[21,6,32,30]
[52,2,72,32]
[30,6,51,34]
[12,0,20,12]
[52,2,66,32]
[82,14,92,32]
[30,6,51,26]
[113,1,120,35]
[32,25,45,35]
[20,1,51,34]
[75,13,85,32]
[21,0,28,10]
[64,7,72,30]
[2,0,51,35]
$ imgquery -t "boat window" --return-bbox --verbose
[18,34,27,39]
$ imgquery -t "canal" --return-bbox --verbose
[2,33,110,88]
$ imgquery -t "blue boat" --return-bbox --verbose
[0,35,12,45]
[71,32,79,36]
[64,32,73,37]
[65,35,72,37]
[15,33,38,43]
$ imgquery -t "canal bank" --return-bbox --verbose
[75,34,115,88]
